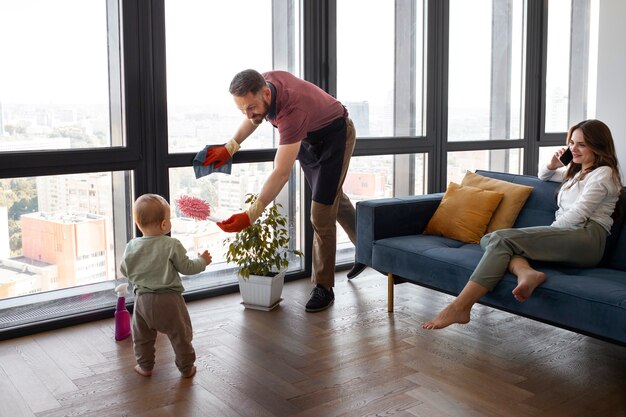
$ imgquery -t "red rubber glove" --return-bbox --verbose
[217,212,251,233]
[203,146,231,168]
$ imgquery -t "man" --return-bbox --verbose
[204,69,366,312]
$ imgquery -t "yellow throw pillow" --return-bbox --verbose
[461,171,534,232]
[423,182,504,244]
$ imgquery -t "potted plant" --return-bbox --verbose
[224,194,303,310]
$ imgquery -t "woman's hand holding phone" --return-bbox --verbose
[558,148,573,166]
[548,147,571,170]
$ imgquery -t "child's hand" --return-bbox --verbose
[200,250,212,265]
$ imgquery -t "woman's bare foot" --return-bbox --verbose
[421,303,471,330]
[512,270,546,302]
[181,366,197,378]
[134,365,152,377]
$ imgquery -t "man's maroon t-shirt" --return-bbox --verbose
[263,71,346,145]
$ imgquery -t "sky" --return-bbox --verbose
[0,0,274,106]
[0,0,109,104]
[163,0,273,107]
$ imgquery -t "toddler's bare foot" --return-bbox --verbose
[181,366,197,378]
[421,303,471,330]
[134,365,152,377]
[512,271,546,302]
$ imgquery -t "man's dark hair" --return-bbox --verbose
[229,69,267,97]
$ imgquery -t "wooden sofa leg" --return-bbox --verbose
[387,273,394,312]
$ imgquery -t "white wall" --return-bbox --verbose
[596,0,626,180]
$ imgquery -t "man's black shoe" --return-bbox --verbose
[347,262,367,279]
[305,285,334,312]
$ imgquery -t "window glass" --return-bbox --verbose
[165,0,300,153]
[414,154,429,195]
[169,164,304,287]
[0,1,121,151]
[448,0,525,141]
[538,146,565,171]
[336,154,428,263]
[0,172,130,301]
[447,149,523,185]
[545,1,572,132]
[337,1,425,137]
[545,0,599,133]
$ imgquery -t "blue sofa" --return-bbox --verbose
[355,170,626,345]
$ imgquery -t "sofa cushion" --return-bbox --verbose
[462,170,534,232]
[423,182,503,244]
[372,235,483,294]
[475,170,559,228]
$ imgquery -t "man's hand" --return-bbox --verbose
[217,212,251,233]
[203,146,231,168]
[203,139,241,168]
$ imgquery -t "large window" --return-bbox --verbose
[545,0,599,133]
[1,1,305,336]
[337,1,395,137]
[164,0,303,279]
[0,0,129,332]
[446,0,526,181]
[165,0,299,153]
[336,1,427,262]
[0,1,122,151]
[337,0,426,138]
[0,172,130,299]
[448,0,526,142]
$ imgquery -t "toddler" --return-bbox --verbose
[121,193,212,378]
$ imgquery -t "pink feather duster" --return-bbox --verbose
[176,195,212,221]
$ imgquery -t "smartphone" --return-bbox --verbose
[559,148,573,166]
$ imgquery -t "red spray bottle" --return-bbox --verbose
[114,283,132,341]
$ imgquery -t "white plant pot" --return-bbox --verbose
[238,270,285,310]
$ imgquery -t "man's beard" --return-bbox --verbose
[250,113,266,125]
[249,99,269,125]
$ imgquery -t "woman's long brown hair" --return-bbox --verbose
[563,119,624,219]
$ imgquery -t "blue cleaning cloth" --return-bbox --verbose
[193,145,233,179]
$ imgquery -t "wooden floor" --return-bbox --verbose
[1,269,625,417]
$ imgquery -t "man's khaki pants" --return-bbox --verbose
[310,118,357,288]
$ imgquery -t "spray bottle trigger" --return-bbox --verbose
[115,283,129,297]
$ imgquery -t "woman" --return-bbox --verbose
[422,119,624,330]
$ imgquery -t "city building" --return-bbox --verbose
[0,256,57,299]
[20,212,108,289]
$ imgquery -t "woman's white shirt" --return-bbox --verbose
[538,165,620,232]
